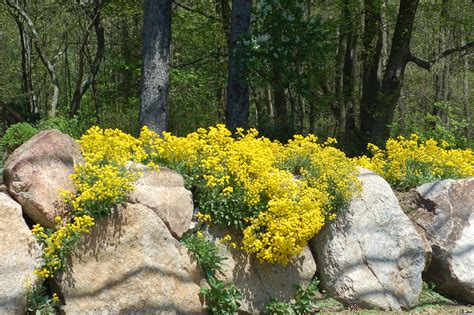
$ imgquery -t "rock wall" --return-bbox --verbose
[2,130,473,313]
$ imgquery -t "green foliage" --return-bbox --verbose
[200,275,241,315]
[0,122,38,154]
[292,278,319,314]
[392,101,473,150]
[36,115,86,139]
[417,106,471,149]
[396,158,440,189]
[413,282,456,312]
[265,299,294,314]
[25,282,59,315]
[181,231,225,277]
[265,278,319,315]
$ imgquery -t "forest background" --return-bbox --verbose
[0,0,472,155]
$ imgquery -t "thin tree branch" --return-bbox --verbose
[173,1,221,22]
[6,0,60,117]
[438,41,474,60]
[408,41,474,71]
[407,53,432,70]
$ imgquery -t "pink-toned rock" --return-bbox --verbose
[0,192,39,314]
[129,166,194,239]
[58,203,203,314]
[208,227,317,313]
[415,178,474,303]
[3,130,83,227]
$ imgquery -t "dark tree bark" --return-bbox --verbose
[70,0,105,117]
[225,0,252,130]
[216,0,231,45]
[372,0,419,142]
[13,7,36,114]
[340,0,358,136]
[360,0,383,139]
[433,0,449,124]
[358,0,474,145]
[215,0,231,120]
[140,0,172,134]
[464,50,471,139]
[359,0,420,144]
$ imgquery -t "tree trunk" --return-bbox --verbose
[225,0,252,130]
[372,0,419,142]
[140,0,172,134]
[70,0,105,117]
[360,0,419,144]
[334,21,345,136]
[463,46,472,140]
[341,0,358,135]
[14,11,35,114]
[215,0,231,121]
[433,0,449,124]
[7,0,59,117]
[360,0,383,138]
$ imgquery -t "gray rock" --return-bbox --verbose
[415,178,474,303]
[58,203,204,314]
[208,227,317,313]
[0,192,38,314]
[311,168,425,310]
[3,130,83,227]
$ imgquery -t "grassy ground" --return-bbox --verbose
[312,283,474,314]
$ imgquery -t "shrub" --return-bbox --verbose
[0,122,38,154]
[200,276,241,315]
[182,231,224,277]
[355,134,474,189]
[265,278,319,315]
[138,125,359,265]
[36,115,85,139]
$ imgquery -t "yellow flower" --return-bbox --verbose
[52,293,60,302]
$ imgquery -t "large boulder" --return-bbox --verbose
[311,168,425,310]
[129,166,194,239]
[208,227,317,313]
[3,130,83,227]
[0,192,38,314]
[58,202,203,314]
[415,178,474,303]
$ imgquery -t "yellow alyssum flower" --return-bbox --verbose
[355,134,474,188]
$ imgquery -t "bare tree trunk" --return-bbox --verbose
[433,0,449,124]
[226,0,252,130]
[140,0,172,134]
[371,0,419,142]
[341,0,358,136]
[334,22,345,136]
[463,47,472,140]
[215,0,231,121]
[266,85,274,122]
[14,11,35,114]
[70,0,105,117]
[360,0,383,138]
[7,0,59,117]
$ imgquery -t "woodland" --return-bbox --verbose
[0,0,472,154]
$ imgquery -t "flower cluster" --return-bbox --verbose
[32,127,153,283]
[140,124,359,264]
[355,134,474,189]
[32,215,95,279]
